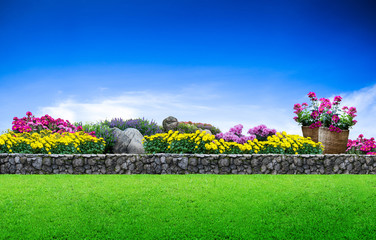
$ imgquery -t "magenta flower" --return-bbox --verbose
[333,96,342,105]
[308,92,317,99]
[309,121,322,129]
[310,110,319,119]
[332,115,340,123]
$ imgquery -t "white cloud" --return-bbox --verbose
[37,89,301,135]
[339,83,376,139]
[36,83,376,140]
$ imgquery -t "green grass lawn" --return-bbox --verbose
[0,175,375,239]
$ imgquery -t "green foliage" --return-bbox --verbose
[75,122,115,153]
[337,114,354,130]
[177,121,221,134]
[296,110,316,126]
[176,122,199,133]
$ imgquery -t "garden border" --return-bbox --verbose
[1,153,375,174]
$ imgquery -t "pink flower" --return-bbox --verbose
[332,115,340,123]
[310,111,319,119]
[309,121,322,129]
[293,103,302,110]
[26,111,32,116]
[333,96,342,105]
[308,92,317,99]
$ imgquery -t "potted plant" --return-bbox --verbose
[293,92,322,142]
[317,95,357,154]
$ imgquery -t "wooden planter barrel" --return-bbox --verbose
[301,126,319,143]
[318,127,349,154]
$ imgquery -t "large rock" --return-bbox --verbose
[113,128,145,154]
[162,116,178,132]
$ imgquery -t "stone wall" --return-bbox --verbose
[0,153,375,174]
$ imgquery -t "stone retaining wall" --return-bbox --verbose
[0,153,375,174]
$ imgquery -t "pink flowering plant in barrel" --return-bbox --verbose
[317,96,357,133]
[293,92,322,129]
[294,92,357,132]
[346,134,376,155]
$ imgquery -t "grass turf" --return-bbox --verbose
[0,175,375,239]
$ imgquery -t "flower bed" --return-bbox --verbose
[143,130,323,154]
[0,130,105,154]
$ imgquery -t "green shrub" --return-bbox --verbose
[75,122,115,153]
[177,121,221,134]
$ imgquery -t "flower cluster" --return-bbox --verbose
[328,125,342,133]
[0,130,106,154]
[215,124,255,144]
[294,92,357,131]
[346,134,376,155]
[11,112,96,136]
[143,130,323,155]
[247,124,277,141]
[309,121,322,129]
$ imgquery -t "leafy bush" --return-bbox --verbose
[177,121,221,134]
[176,122,199,133]
[105,118,162,136]
[143,130,323,154]
[0,130,105,154]
[75,122,115,153]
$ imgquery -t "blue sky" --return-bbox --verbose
[1,0,375,138]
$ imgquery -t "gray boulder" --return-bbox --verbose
[199,128,212,135]
[162,116,178,132]
[113,128,145,154]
